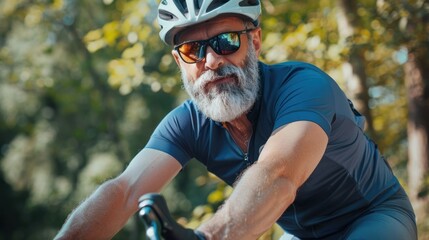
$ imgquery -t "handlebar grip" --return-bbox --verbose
[139,206,163,240]
[139,193,205,240]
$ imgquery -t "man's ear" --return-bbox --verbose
[251,28,262,56]
[172,50,181,66]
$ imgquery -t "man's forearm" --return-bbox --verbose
[55,178,135,240]
[198,122,327,240]
[198,161,296,240]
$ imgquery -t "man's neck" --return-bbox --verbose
[222,115,253,152]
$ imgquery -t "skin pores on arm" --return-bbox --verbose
[55,149,182,240]
[55,178,133,240]
[197,121,328,240]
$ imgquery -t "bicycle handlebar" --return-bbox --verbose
[138,193,206,240]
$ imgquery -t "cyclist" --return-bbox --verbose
[55,0,417,239]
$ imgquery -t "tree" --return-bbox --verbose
[336,0,375,137]
[376,0,429,225]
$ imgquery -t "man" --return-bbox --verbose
[55,0,417,239]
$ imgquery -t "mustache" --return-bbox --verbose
[196,65,242,88]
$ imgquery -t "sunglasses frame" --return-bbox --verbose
[174,28,254,64]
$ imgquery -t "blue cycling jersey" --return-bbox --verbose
[145,61,401,238]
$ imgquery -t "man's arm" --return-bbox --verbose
[197,121,328,240]
[55,148,182,240]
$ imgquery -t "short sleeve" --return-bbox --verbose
[145,102,195,166]
[273,68,336,135]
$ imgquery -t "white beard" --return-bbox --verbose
[181,41,260,122]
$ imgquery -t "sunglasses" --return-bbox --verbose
[174,29,254,64]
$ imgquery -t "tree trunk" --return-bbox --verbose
[336,0,375,138]
[405,47,429,221]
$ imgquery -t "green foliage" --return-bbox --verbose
[0,0,428,239]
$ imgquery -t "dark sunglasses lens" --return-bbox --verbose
[178,32,242,63]
[216,32,240,55]
[178,41,204,63]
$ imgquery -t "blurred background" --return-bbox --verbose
[0,0,428,239]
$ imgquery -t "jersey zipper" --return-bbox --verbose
[241,134,252,164]
[236,138,251,164]
[243,138,252,165]
[243,152,249,162]
[222,123,252,163]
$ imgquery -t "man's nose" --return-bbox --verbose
[204,46,224,70]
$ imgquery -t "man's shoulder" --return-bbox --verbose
[166,100,197,120]
[174,99,196,112]
[166,99,214,128]
[260,60,322,72]
[259,61,332,90]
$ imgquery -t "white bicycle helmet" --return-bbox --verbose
[158,0,261,45]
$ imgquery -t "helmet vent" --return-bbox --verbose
[193,0,204,15]
[239,0,260,7]
[159,9,178,20]
[173,0,189,14]
[194,0,203,9]
[207,0,230,12]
